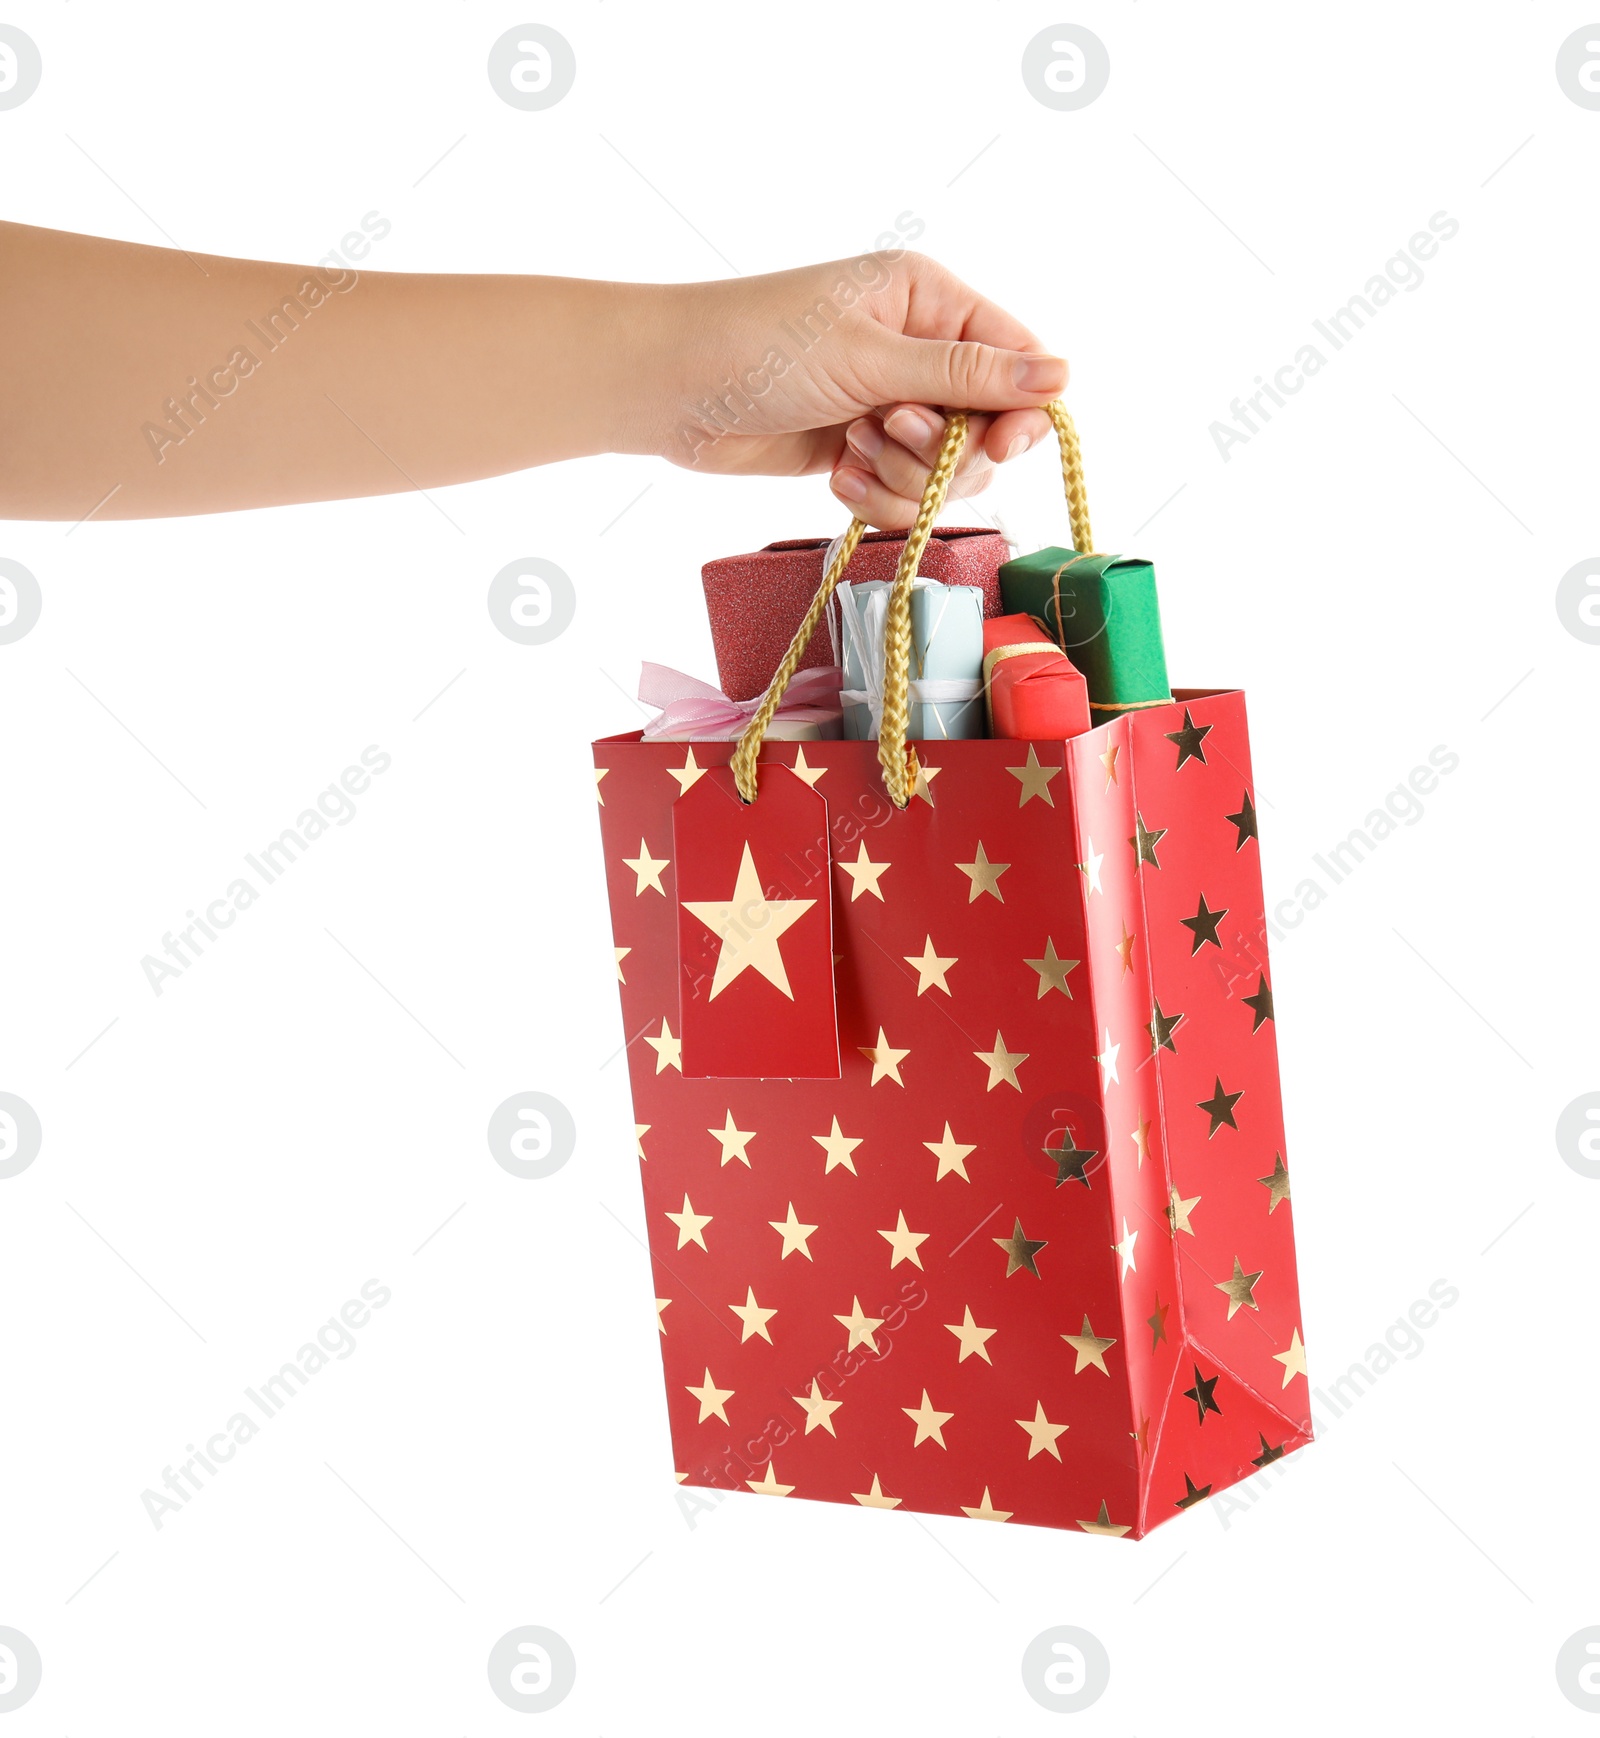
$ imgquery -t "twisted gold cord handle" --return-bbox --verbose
[730,400,1093,806]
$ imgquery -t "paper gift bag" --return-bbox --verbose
[593,406,1310,1537]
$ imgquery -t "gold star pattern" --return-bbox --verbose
[1006,743,1061,806]
[635,1124,650,1160]
[812,1115,863,1175]
[910,761,941,804]
[1147,1293,1170,1348]
[1226,789,1259,850]
[994,1218,1046,1278]
[878,1209,929,1269]
[1180,892,1228,953]
[902,1389,954,1448]
[1134,1411,1152,1459]
[1252,1433,1287,1468]
[1131,1117,1153,1167]
[1184,1366,1222,1423]
[614,946,630,983]
[837,842,891,902]
[835,1295,885,1353]
[1078,835,1105,894]
[665,1194,712,1251]
[1099,741,1120,788]
[685,1367,733,1423]
[903,935,957,995]
[859,1028,910,1086]
[1243,972,1275,1030]
[683,842,815,999]
[1130,812,1166,870]
[961,1487,1013,1522]
[1062,1315,1117,1375]
[1046,1129,1097,1188]
[1176,1473,1212,1510]
[1114,1217,1139,1278]
[792,1378,842,1436]
[1198,1076,1243,1136]
[656,1297,670,1333]
[769,1202,818,1261]
[707,1110,756,1167]
[1149,999,1183,1053]
[1216,1256,1263,1318]
[594,767,609,805]
[729,1286,776,1344]
[1274,1327,1308,1386]
[746,1462,794,1496]
[1095,1028,1121,1085]
[789,745,826,788]
[852,1474,900,1509]
[955,841,1010,902]
[1016,1401,1069,1461]
[1025,938,1079,998]
[1258,1152,1291,1212]
[643,1018,682,1074]
[623,837,669,896]
[1077,1500,1133,1537]
[974,1031,1028,1092]
[945,1305,996,1364]
[667,746,708,794]
[924,1122,976,1182]
[1164,705,1213,768]
[1115,919,1136,976]
[1168,1188,1201,1236]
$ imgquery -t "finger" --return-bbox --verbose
[846,417,995,504]
[979,406,1053,464]
[874,405,995,476]
[828,463,924,532]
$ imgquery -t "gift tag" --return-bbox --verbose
[673,764,839,1079]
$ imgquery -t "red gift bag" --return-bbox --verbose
[593,408,1310,1537]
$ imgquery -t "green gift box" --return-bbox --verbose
[997,547,1171,724]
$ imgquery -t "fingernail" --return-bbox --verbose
[1004,433,1033,462]
[832,468,869,503]
[846,419,884,459]
[1013,354,1067,394]
[885,407,939,450]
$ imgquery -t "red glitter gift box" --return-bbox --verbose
[593,412,1309,1537]
[702,526,1007,703]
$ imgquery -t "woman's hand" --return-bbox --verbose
[636,252,1067,529]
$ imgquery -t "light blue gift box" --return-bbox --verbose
[836,578,985,742]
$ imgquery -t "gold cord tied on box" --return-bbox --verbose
[730,400,1093,807]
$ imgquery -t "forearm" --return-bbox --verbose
[0,222,658,519]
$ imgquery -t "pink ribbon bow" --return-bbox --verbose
[638,662,843,741]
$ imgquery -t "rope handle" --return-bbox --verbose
[730,399,1094,806]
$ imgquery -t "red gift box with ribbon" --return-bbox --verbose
[593,408,1310,1536]
[701,526,1007,703]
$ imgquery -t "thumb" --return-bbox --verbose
[857,330,1068,413]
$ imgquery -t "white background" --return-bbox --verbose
[2,2,1597,1730]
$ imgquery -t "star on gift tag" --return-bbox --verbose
[674,766,838,1079]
